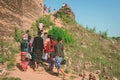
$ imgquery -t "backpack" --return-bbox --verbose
[21,40,29,52]
[61,59,66,65]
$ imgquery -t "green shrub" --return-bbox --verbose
[14,27,23,42]
[6,52,16,69]
[0,54,7,64]
[0,40,9,64]
[64,68,70,74]
[31,23,38,36]
[111,37,120,40]
[48,26,74,44]
[99,30,108,39]
[0,38,17,69]
[7,61,15,69]
[57,11,75,24]
[86,25,96,33]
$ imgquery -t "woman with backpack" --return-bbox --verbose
[20,30,31,71]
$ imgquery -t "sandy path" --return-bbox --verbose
[8,54,62,80]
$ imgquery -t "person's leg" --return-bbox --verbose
[34,61,40,71]
[58,68,65,78]
[36,62,39,69]
[49,53,54,71]
[39,51,43,65]
[35,57,40,71]
[34,61,37,71]
[34,50,41,71]
[48,53,52,70]
[33,54,38,71]
[48,60,52,71]
[57,68,60,74]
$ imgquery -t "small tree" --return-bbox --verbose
[99,30,108,39]
[14,27,23,42]
[86,25,96,33]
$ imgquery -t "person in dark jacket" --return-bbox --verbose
[32,31,44,71]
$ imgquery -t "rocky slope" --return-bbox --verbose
[58,4,75,20]
[52,5,120,80]
[0,0,43,37]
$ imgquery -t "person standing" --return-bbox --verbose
[46,35,56,71]
[21,30,30,52]
[32,31,44,71]
[20,30,30,71]
[54,37,65,77]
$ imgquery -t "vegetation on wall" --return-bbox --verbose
[0,37,19,69]
[57,11,75,24]
[14,27,24,42]
[32,15,54,29]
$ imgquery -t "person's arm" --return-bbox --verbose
[32,37,36,52]
[32,38,35,47]
[57,43,61,56]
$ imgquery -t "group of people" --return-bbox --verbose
[20,24,65,77]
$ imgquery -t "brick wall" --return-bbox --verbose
[0,0,43,36]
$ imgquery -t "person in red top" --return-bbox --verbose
[46,35,56,70]
[44,35,50,53]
